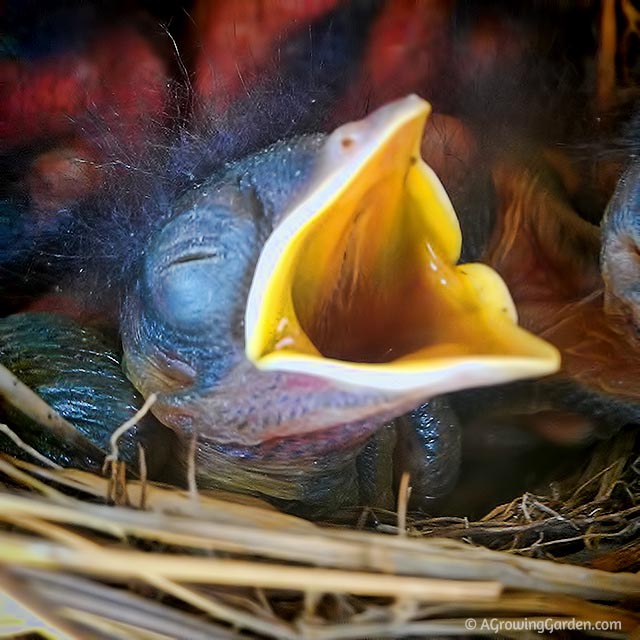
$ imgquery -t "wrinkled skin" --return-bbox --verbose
[2,1,640,513]
[7,129,640,513]
[1,0,480,513]
[120,133,463,510]
[118,127,640,511]
[120,120,640,510]
[3,144,639,512]
[0,312,179,477]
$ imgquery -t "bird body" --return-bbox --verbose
[1,1,639,512]
[115,97,556,508]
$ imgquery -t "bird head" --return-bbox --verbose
[121,96,559,448]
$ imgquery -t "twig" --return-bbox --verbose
[16,568,242,640]
[520,494,533,523]
[102,393,156,503]
[0,457,73,504]
[6,514,299,639]
[138,445,148,511]
[187,429,199,503]
[104,393,157,469]
[0,363,102,457]
[0,566,82,640]
[397,472,411,536]
[0,489,638,600]
[0,423,61,469]
[0,535,502,602]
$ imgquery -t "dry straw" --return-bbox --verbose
[0,361,638,638]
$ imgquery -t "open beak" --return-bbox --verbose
[245,95,559,397]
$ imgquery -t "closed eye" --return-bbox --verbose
[168,251,221,267]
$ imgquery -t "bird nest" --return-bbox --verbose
[0,363,638,640]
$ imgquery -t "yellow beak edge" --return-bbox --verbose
[245,95,560,396]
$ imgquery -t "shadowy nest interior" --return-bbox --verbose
[1,2,640,639]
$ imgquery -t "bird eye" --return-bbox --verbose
[142,207,259,334]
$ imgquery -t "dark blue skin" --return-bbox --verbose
[119,131,640,510]
[6,1,636,512]
[602,159,640,329]
[0,312,179,478]
[120,136,461,510]
[0,1,460,511]
[123,137,324,398]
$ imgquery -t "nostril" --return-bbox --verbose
[341,136,355,149]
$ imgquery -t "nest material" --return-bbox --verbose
[0,376,638,640]
[1,298,637,638]
[2,4,640,637]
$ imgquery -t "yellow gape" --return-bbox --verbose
[246,95,559,396]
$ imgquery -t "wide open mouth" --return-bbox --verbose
[246,96,559,394]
